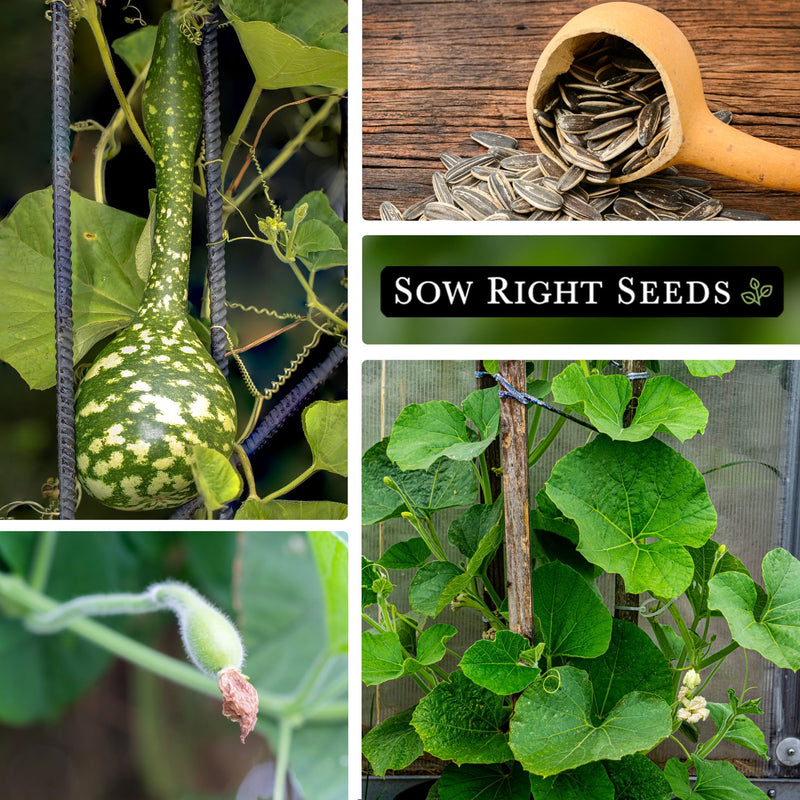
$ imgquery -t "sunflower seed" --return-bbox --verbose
[379,201,404,221]
[423,202,472,220]
[556,164,587,192]
[681,198,723,220]
[471,130,519,149]
[514,180,564,211]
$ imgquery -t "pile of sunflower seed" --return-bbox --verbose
[379,35,770,222]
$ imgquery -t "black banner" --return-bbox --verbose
[380,266,783,318]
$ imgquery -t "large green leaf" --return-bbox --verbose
[460,630,540,695]
[533,561,612,660]
[411,671,513,765]
[362,438,479,525]
[509,666,672,777]
[706,703,767,759]
[285,191,347,272]
[545,436,717,597]
[387,401,492,470]
[686,540,750,620]
[448,498,504,559]
[237,532,346,800]
[362,625,457,685]
[708,547,800,670]
[462,387,501,443]
[0,532,164,724]
[572,619,674,718]
[220,0,347,89]
[550,364,707,442]
[529,762,614,800]
[408,562,469,618]
[439,762,530,800]
[112,26,157,75]
[308,530,347,654]
[0,188,145,390]
[378,537,431,569]
[664,755,766,800]
[189,445,243,512]
[234,498,348,520]
[605,754,671,800]
[362,707,424,777]
[684,361,735,378]
[303,400,347,476]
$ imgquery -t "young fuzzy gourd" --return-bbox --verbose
[74,10,237,511]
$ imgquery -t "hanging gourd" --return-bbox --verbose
[74,9,237,511]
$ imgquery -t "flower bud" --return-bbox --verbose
[683,668,701,690]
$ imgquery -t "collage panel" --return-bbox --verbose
[364,0,800,222]
[0,1,347,522]
[0,529,347,800]
[361,359,800,798]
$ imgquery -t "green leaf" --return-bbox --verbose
[308,531,347,654]
[605,754,671,800]
[550,364,708,442]
[533,561,612,660]
[408,561,466,617]
[378,538,431,569]
[684,361,735,378]
[234,498,347,519]
[650,620,684,661]
[545,435,717,597]
[388,401,492,470]
[412,671,513,765]
[529,762,614,800]
[665,756,766,800]
[706,703,768,759]
[460,630,540,695]
[0,188,145,390]
[361,557,382,607]
[462,387,501,442]
[362,438,479,525]
[303,400,347,476]
[448,498,504,560]
[189,445,242,512]
[285,191,348,271]
[362,707,424,777]
[237,533,346,800]
[708,547,800,670]
[363,624,456,684]
[112,26,158,75]
[221,0,347,89]
[686,540,749,620]
[572,619,674,717]
[509,666,672,777]
[439,762,530,800]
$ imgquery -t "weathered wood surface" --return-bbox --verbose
[363,0,800,220]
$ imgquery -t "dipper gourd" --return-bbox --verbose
[75,10,237,511]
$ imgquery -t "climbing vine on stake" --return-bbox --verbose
[362,359,791,799]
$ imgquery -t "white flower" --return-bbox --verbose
[683,668,702,689]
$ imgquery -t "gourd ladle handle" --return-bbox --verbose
[526,2,800,191]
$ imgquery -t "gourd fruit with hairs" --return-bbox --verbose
[74,10,237,511]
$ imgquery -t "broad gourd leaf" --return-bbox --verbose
[684,361,735,378]
[408,561,469,618]
[234,498,347,519]
[0,189,145,390]
[304,400,347,476]
[460,630,540,695]
[664,756,766,800]
[388,401,492,470]
[378,537,431,569]
[363,625,456,683]
[686,540,750,620]
[605,754,672,800]
[551,364,707,442]
[361,557,382,607]
[308,530,347,654]
[411,671,513,765]
[462,387,501,442]
[190,445,243,512]
[708,547,800,670]
[706,703,768,759]
[529,762,614,800]
[439,762,530,800]
[533,561,612,660]
[545,436,717,597]
[572,619,673,718]
[285,191,347,271]
[237,532,346,800]
[112,26,157,75]
[509,666,672,777]
[448,497,504,559]
[362,438,479,525]
[362,707,423,777]
[220,0,347,89]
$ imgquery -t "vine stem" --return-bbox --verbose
[79,1,153,160]
[272,717,295,800]
[28,532,60,593]
[221,83,262,186]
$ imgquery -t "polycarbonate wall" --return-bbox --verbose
[362,360,800,778]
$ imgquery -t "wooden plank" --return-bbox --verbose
[499,360,534,642]
[363,0,800,219]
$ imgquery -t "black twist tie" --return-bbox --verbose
[52,0,77,519]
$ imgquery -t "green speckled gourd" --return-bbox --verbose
[74,10,237,511]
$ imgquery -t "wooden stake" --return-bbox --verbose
[499,360,534,642]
